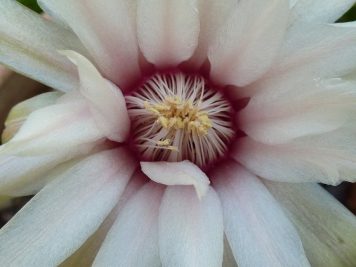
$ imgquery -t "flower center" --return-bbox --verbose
[126,72,235,168]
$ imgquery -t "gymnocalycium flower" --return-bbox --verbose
[0,0,356,266]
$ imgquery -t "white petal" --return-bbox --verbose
[0,100,103,156]
[0,0,87,92]
[0,98,107,196]
[232,24,356,100]
[289,0,298,8]
[61,171,146,267]
[291,0,355,25]
[0,153,84,196]
[212,162,310,267]
[159,186,224,267]
[141,160,210,199]
[239,79,356,144]
[274,24,356,81]
[209,0,289,86]
[265,182,356,267]
[61,50,130,142]
[93,182,163,267]
[233,135,356,184]
[0,148,137,266]
[2,92,62,143]
[137,0,200,67]
[188,0,237,68]
[38,0,141,88]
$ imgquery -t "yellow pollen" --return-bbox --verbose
[144,97,212,136]
[156,139,179,151]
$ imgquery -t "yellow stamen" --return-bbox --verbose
[156,139,179,152]
[145,98,212,136]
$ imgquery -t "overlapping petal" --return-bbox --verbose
[188,0,237,68]
[93,182,163,267]
[61,51,130,142]
[38,0,141,88]
[2,92,62,143]
[0,0,87,92]
[209,0,289,87]
[0,148,137,266]
[239,78,356,144]
[274,23,356,83]
[233,23,356,99]
[141,160,210,199]
[137,0,200,67]
[159,186,224,267]
[0,100,102,156]
[0,96,106,195]
[233,134,356,184]
[0,152,84,196]
[62,171,146,267]
[212,162,310,267]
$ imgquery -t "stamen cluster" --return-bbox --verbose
[143,96,212,136]
[126,72,234,168]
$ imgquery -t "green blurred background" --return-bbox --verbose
[17,0,42,13]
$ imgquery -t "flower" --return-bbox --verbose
[0,0,356,266]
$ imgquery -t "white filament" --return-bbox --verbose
[126,72,234,167]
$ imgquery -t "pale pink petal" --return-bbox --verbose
[93,182,163,267]
[212,162,310,267]
[209,0,289,87]
[0,148,137,266]
[239,79,356,144]
[232,136,356,184]
[0,0,89,92]
[141,160,210,199]
[159,186,223,267]
[38,0,141,88]
[265,182,356,267]
[291,0,355,25]
[61,51,130,142]
[62,171,146,267]
[188,0,237,68]
[137,0,200,67]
